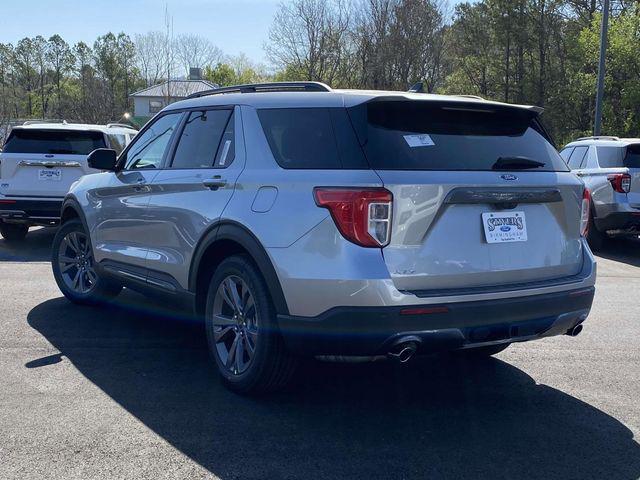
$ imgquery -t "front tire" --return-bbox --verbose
[205,255,298,394]
[0,222,28,242]
[51,219,122,305]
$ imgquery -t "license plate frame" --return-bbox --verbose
[38,169,62,181]
[482,211,527,243]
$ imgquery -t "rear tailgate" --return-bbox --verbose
[0,128,105,197]
[624,144,640,205]
[348,98,585,293]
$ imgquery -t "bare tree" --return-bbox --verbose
[266,0,352,84]
[135,31,169,86]
[174,34,223,75]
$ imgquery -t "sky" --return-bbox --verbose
[0,0,469,65]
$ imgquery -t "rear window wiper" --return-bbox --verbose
[492,156,546,170]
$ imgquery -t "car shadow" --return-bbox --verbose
[595,236,640,268]
[27,294,640,480]
[0,226,56,262]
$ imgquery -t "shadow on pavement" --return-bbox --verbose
[596,236,640,268]
[27,293,640,480]
[0,226,56,262]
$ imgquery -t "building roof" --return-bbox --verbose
[130,80,218,98]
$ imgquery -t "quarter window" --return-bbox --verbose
[596,146,624,168]
[123,113,182,170]
[258,108,367,169]
[171,109,233,169]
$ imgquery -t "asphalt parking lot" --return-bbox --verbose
[1,227,639,480]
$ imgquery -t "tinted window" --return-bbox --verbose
[124,113,181,170]
[171,109,232,169]
[560,147,574,162]
[3,129,106,155]
[214,112,235,168]
[596,146,624,168]
[348,101,568,172]
[567,146,588,169]
[624,144,640,168]
[258,108,367,169]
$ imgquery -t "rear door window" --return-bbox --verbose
[3,129,106,155]
[171,109,232,169]
[560,147,574,162]
[258,108,367,169]
[347,100,568,172]
[567,146,588,169]
[596,146,624,168]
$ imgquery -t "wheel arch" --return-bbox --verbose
[60,196,88,229]
[190,221,289,318]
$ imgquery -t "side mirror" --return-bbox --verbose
[87,148,118,171]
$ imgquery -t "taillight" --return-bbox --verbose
[580,188,591,237]
[313,187,393,247]
[607,173,631,193]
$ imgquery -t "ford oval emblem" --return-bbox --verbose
[500,225,511,232]
[500,174,518,181]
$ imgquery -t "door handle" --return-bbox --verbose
[203,177,227,190]
[575,172,584,177]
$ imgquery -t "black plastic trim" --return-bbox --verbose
[189,220,289,315]
[277,287,594,356]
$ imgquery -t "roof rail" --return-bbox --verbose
[187,81,332,99]
[23,119,67,126]
[454,94,485,100]
[106,123,135,129]
[576,135,620,141]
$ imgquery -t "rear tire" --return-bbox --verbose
[51,219,122,305]
[205,255,298,394]
[586,212,607,251]
[0,222,28,242]
[453,343,510,358]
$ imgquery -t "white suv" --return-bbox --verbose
[0,122,137,241]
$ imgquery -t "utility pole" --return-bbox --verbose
[594,0,610,136]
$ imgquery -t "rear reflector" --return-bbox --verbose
[0,200,16,204]
[580,188,590,237]
[400,306,449,316]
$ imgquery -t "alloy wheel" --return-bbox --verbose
[57,231,97,294]
[211,275,259,375]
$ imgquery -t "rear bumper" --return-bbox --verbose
[0,197,63,225]
[595,202,640,231]
[277,287,595,356]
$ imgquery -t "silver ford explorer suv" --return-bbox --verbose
[560,136,640,250]
[51,82,596,394]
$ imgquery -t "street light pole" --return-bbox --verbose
[594,0,610,136]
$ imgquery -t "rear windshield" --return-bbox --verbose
[624,144,640,168]
[3,129,106,155]
[348,100,568,172]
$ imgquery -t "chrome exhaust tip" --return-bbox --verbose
[566,324,584,337]
[387,340,420,363]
